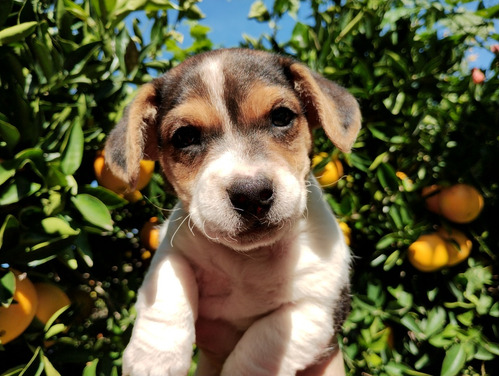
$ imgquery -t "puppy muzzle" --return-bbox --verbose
[227,176,275,224]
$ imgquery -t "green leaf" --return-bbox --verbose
[32,39,54,80]
[190,24,211,41]
[474,344,497,361]
[0,119,20,152]
[0,21,37,45]
[248,0,270,22]
[388,284,413,310]
[335,10,364,43]
[375,234,395,250]
[383,92,406,115]
[63,42,101,74]
[0,177,42,206]
[383,250,400,271]
[75,232,93,267]
[368,151,389,170]
[62,0,92,23]
[71,194,113,231]
[80,186,127,209]
[14,148,47,178]
[0,160,16,186]
[44,323,67,340]
[400,314,422,335]
[44,306,69,335]
[60,121,84,175]
[41,355,61,376]
[429,324,458,348]
[0,365,24,375]
[41,191,64,216]
[388,206,403,229]
[377,163,399,192]
[82,359,99,376]
[475,4,499,19]
[59,247,78,270]
[109,0,148,26]
[0,214,19,252]
[24,235,77,265]
[273,0,299,18]
[424,306,447,338]
[18,346,44,376]
[41,217,80,236]
[441,343,466,376]
[367,124,390,142]
[0,270,15,306]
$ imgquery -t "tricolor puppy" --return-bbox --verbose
[105,48,361,376]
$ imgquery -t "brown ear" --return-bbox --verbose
[288,63,361,152]
[104,83,159,189]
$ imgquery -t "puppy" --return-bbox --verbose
[105,48,361,376]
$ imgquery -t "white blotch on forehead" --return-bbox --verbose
[199,56,231,130]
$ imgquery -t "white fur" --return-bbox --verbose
[190,148,306,251]
[122,176,350,376]
[199,57,232,131]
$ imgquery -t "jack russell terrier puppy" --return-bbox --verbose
[105,48,361,376]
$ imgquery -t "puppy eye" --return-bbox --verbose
[271,107,296,127]
[171,126,201,149]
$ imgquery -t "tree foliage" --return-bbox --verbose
[0,0,498,375]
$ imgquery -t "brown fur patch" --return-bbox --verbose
[157,98,225,205]
[334,285,351,334]
[288,63,361,153]
[161,98,223,137]
[239,84,302,127]
[105,83,158,187]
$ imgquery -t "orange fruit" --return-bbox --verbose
[338,222,351,246]
[437,227,473,266]
[438,184,484,223]
[34,282,71,324]
[141,250,152,260]
[94,151,155,194]
[135,160,156,190]
[408,233,449,272]
[0,270,38,344]
[140,217,161,251]
[312,152,344,187]
[93,152,129,193]
[123,190,143,203]
[422,185,442,214]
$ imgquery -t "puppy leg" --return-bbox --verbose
[122,253,198,376]
[221,301,336,376]
[297,341,346,376]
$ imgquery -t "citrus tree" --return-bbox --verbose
[0,0,498,375]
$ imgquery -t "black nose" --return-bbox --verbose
[227,177,274,220]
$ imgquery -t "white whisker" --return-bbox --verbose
[170,213,191,248]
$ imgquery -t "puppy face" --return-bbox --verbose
[105,49,361,251]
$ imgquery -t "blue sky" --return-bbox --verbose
[192,0,299,48]
[136,0,498,70]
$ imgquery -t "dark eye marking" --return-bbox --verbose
[270,107,296,128]
[171,125,201,149]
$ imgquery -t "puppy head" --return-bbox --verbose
[105,49,361,251]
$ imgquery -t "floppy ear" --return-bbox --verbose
[104,83,159,189]
[287,63,361,152]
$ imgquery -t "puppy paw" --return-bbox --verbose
[122,341,192,376]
